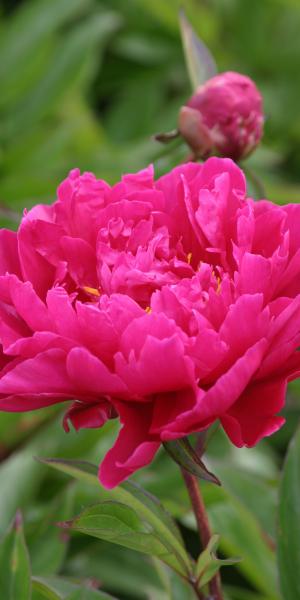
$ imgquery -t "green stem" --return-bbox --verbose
[181,468,224,600]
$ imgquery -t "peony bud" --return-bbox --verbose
[178,71,264,161]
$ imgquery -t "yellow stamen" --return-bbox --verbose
[145,306,152,314]
[187,252,192,265]
[83,286,101,297]
[216,277,221,294]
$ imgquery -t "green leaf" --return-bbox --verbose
[66,592,116,600]
[32,577,117,600]
[28,486,75,575]
[278,427,300,599]
[0,0,92,92]
[32,579,61,600]
[208,498,279,599]
[60,500,186,574]
[163,438,221,485]
[195,534,241,588]
[179,9,217,90]
[2,11,121,141]
[195,534,220,580]
[39,458,191,577]
[0,511,31,600]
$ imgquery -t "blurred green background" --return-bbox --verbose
[0,1,300,599]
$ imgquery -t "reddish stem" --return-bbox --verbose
[181,468,224,600]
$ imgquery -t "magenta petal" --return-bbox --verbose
[66,347,126,396]
[63,400,114,432]
[162,339,268,436]
[0,349,74,410]
[99,402,160,489]
[116,334,194,397]
[221,377,287,446]
[0,230,21,277]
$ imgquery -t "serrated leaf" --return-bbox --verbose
[38,458,191,577]
[179,9,217,90]
[0,511,31,600]
[278,427,300,599]
[60,500,184,573]
[163,438,221,485]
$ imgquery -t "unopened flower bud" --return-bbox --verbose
[179,71,264,161]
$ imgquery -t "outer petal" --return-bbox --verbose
[0,349,73,410]
[99,402,160,489]
[0,230,21,277]
[161,339,267,437]
[221,377,287,446]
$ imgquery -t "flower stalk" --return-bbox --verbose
[181,468,224,600]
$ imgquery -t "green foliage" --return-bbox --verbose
[195,534,240,588]
[0,512,31,600]
[278,427,300,599]
[163,437,221,485]
[0,0,300,598]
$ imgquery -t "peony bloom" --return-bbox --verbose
[0,158,299,488]
[178,71,264,160]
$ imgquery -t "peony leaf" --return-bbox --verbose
[59,500,185,575]
[38,457,191,577]
[66,592,117,600]
[179,9,217,91]
[32,579,61,600]
[0,511,31,600]
[32,576,117,600]
[195,533,241,589]
[278,427,300,599]
[163,438,221,485]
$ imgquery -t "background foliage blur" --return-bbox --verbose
[0,1,300,599]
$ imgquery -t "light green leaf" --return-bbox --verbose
[32,577,117,600]
[0,511,31,600]
[39,458,191,577]
[32,578,61,600]
[179,9,217,90]
[60,500,185,574]
[278,427,300,599]
[195,534,240,588]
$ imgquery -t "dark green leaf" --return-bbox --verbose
[163,438,221,485]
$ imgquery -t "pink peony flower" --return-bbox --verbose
[0,158,299,488]
[178,71,264,160]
